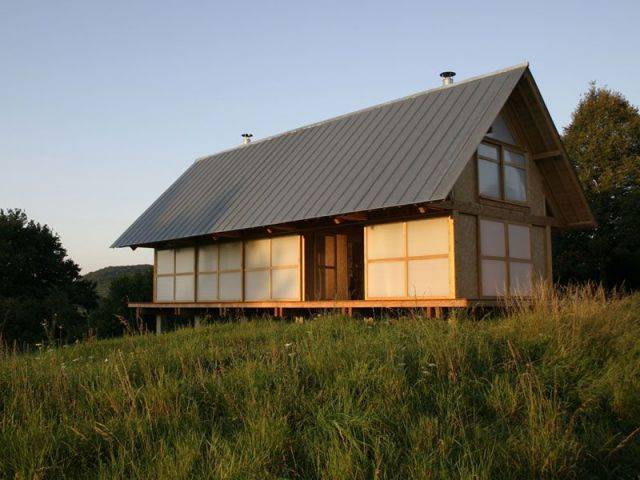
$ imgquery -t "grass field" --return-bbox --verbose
[1,287,639,479]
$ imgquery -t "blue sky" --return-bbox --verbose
[1,0,639,272]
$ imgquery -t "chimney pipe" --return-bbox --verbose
[440,71,456,86]
[241,133,253,145]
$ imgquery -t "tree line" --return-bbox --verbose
[1,83,639,347]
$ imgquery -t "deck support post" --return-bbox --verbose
[155,314,164,334]
[193,315,201,328]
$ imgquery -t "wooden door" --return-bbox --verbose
[314,233,348,300]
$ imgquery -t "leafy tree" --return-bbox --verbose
[88,270,153,338]
[0,209,98,346]
[554,84,640,288]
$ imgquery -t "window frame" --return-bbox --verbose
[477,139,528,205]
[154,247,197,303]
[477,218,534,298]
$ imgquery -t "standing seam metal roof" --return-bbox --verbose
[112,63,528,248]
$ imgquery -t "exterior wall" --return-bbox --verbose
[453,213,479,299]
[364,216,453,299]
[449,108,553,298]
[153,234,303,303]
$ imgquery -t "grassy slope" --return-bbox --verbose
[1,290,639,479]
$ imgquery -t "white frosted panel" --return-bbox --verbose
[367,223,403,259]
[367,261,405,298]
[504,165,527,202]
[156,276,174,301]
[175,275,195,301]
[510,263,533,296]
[508,224,531,260]
[271,235,300,266]
[197,273,218,301]
[407,258,450,297]
[480,220,506,257]
[272,268,300,300]
[244,270,270,301]
[219,242,242,270]
[219,271,242,300]
[478,159,500,198]
[244,239,270,269]
[156,249,174,275]
[407,217,449,257]
[198,245,218,273]
[175,247,195,274]
[481,259,507,296]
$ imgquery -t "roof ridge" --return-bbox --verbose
[194,62,529,163]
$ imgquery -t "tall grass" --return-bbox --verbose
[1,286,639,479]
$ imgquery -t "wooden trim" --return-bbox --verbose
[441,200,562,228]
[448,215,456,299]
[131,299,477,309]
[545,225,553,282]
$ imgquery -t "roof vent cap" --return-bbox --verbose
[241,133,253,145]
[440,71,456,86]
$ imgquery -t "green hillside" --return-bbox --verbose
[83,264,152,297]
[1,287,639,479]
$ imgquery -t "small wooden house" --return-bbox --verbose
[113,63,594,317]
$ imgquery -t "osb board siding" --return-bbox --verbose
[528,160,547,216]
[531,225,547,281]
[452,155,477,204]
[454,213,479,299]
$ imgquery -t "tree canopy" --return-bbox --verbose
[554,84,640,288]
[0,209,98,345]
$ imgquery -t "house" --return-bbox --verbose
[112,63,594,320]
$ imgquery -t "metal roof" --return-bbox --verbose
[113,63,529,248]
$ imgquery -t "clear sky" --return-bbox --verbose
[2,0,639,273]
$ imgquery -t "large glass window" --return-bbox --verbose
[477,142,527,203]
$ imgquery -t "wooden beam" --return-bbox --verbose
[439,200,563,228]
[334,213,367,223]
[532,150,562,160]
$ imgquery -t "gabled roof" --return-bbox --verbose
[112,62,591,248]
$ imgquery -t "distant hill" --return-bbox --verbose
[83,264,152,297]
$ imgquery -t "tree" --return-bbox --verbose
[0,209,97,346]
[88,270,153,338]
[554,84,640,288]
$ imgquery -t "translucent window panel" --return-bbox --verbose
[504,165,527,202]
[367,223,404,259]
[480,220,506,257]
[219,271,242,300]
[175,275,195,301]
[478,159,501,198]
[244,239,270,269]
[175,247,195,274]
[406,217,449,257]
[504,149,526,167]
[477,143,498,160]
[407,258,450,297]
[507,224,532,260]
[197,273,218,301]
[510,262,533,296]
[367,261,405,298]
[271,235,300,266]
[156,249,174,275]
[244,270,270,301]
[272,268,300,300]
[198,245,218,273]
[156,276,174,301]
[219,242,242,271]
[481,259,507,297]
[488,114,516,145]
